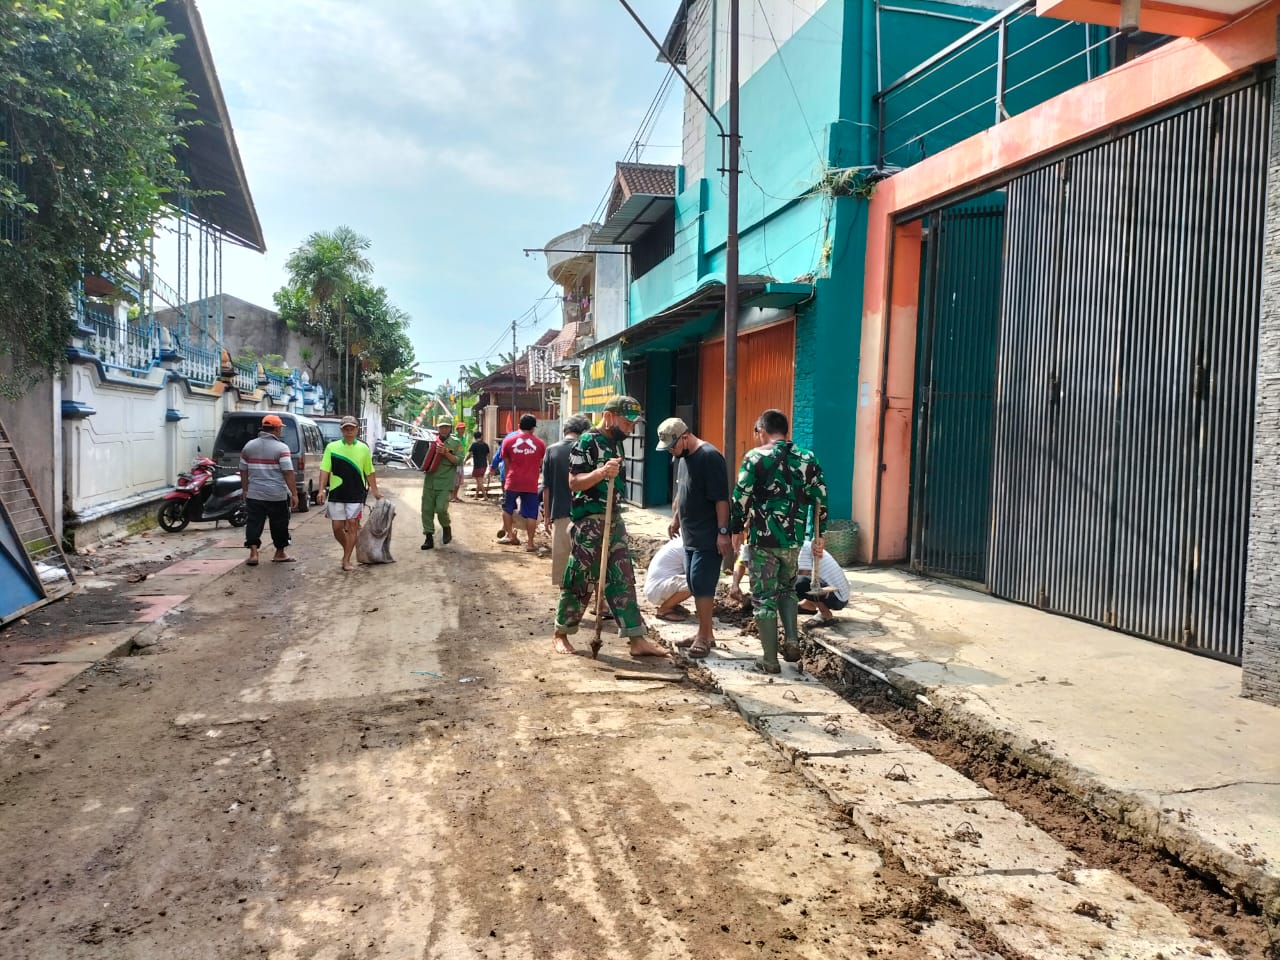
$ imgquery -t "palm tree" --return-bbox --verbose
[284,226,373,412]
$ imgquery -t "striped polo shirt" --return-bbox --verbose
[239,432,294,501]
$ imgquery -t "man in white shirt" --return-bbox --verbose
[796,539,850,627]
[643,536,692,622]
[729,539,849,628]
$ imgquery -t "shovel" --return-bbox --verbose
[591,476,615,660]
[805,509,832,602]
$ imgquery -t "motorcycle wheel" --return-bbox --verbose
[157,500,189,533]
[229,503,249,527]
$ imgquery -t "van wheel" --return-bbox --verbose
[297,482,311,512]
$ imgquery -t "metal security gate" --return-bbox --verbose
[911,200,1005,581]
[989,77,1272,663]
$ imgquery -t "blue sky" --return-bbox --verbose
[197,0,684,389]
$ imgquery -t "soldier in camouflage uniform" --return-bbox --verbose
[730,408,828,674]
[552,395,669,658]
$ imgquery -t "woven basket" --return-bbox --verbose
[823,520,859,566]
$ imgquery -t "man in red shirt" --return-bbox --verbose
[499,414,547,553]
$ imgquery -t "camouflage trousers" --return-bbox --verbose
[555,515,644,639]
[746,544,801,642]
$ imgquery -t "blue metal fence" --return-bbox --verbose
[78,303,159,374]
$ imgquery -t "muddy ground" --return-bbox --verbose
[0,478,1012,959]
[804,655,1276,959]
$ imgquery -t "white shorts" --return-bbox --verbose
[325,501,363,521]
[643,574,689,606]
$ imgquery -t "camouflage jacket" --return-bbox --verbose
[730,439,828,548]
[568,428,626,522]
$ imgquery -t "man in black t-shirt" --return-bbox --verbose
[656,417,731,659]
[542,415,591,585]
[466,432,491,499]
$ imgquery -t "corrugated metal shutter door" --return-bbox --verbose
[698,320,796,464]
[912,202,1004,582]
[989,78,1270,663]
[736,321,796,465]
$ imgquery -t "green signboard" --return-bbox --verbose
[580,343,624,413]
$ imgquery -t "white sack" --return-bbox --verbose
[356,497,396,564]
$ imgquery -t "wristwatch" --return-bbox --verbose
[717,526,730,535]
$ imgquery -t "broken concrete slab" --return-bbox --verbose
[862,797,1075,878]
[711,675,868,723]
[799,753,993,808]
[939,868,1232,960]
[757,713,892,759]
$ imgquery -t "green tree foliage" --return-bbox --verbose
[0,0,191,395]
[380,366,428,423]
[275,226,414,413]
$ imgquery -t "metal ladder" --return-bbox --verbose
[0,417,75,614]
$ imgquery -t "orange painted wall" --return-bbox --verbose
[852,1,1279,563]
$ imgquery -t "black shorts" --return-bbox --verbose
[794,575,847,610]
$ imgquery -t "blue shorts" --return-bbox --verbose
[503,489,539,520]
[685,548,722,599]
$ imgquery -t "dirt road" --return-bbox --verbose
[1,474,1260,959]
[0,477,1004,959]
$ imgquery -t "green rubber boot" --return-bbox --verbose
[755,616,781,675]
[780,590,802,663]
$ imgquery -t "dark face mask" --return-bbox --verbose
[608,425,627,443]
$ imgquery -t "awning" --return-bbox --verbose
[589,193,676,246]
[161,1,265,252]
[585,279,814,354]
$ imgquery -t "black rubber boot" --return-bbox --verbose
[441,527,452,545]
[421,533,434,550]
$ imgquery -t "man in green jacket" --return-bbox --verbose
[421,416,464,550]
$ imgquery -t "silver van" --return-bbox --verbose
[212,411,325,511]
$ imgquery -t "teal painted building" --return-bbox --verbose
[587,0,1099,516]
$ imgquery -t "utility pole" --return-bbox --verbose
[511,320,518,427]
[723,0,740,481]
[615,0,740,483]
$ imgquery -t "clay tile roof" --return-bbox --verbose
[616,162,677,199]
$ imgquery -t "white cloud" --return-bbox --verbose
[191,0,685,383]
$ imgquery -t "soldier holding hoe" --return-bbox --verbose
[551,395,668,659]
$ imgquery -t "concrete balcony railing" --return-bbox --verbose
[543,224,597,286]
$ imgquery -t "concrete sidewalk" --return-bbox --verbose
[623,506,1279,929]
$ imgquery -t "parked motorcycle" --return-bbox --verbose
[157,455,248,532]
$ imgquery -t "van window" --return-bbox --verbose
[214,416,300,457]
[304,424,322,455]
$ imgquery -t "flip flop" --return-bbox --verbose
[675,636,715,649]
[655,607,690,622]
[803,617,835,629]
[272,556,297,563]
[686,637,713,659]
[245,558,259,567]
